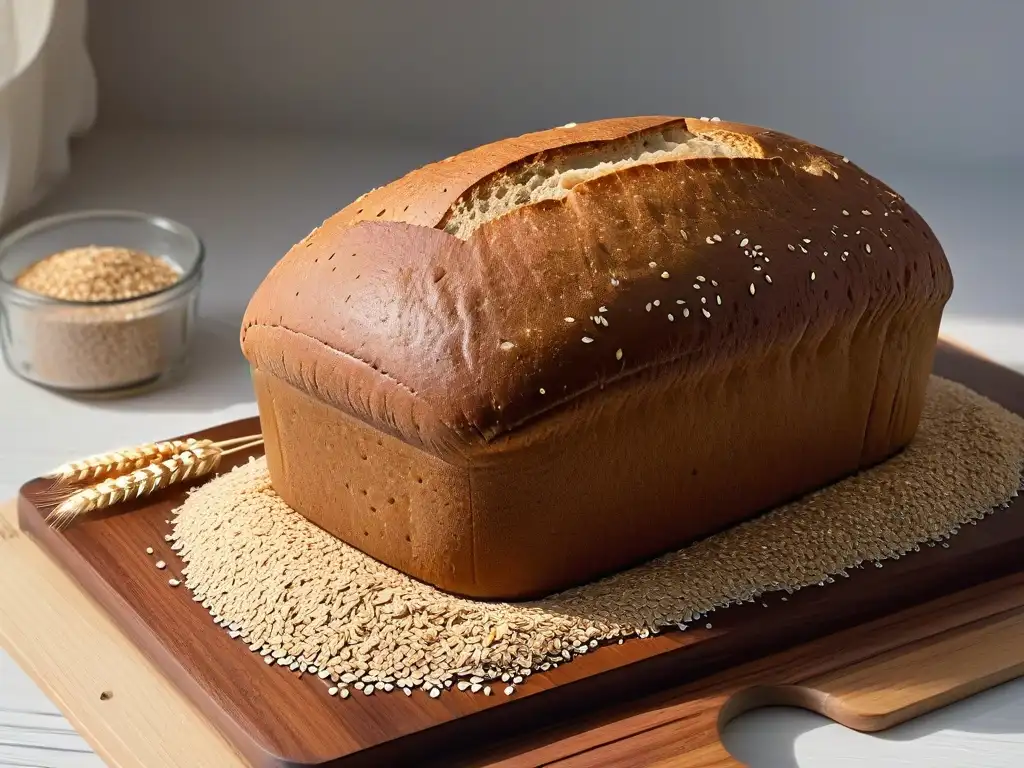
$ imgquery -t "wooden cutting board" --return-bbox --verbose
[5,339,1024,767]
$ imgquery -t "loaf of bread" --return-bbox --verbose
[241,116,953,599]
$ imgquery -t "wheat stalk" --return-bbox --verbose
[43,438,212,486]
[45,437,263,530]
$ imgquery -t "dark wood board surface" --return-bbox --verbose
[17,340,1024,767]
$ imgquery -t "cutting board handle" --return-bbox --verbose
[679,607,1024,767]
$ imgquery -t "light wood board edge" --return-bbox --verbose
[0,499,247,768]
[802,607,1024,732]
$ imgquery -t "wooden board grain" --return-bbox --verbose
[11,340,1024,767]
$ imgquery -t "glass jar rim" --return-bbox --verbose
[0,209,205,307]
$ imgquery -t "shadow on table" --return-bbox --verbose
[721,678,1024,767]
[53,316,254,415]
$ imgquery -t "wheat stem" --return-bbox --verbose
[211,434,263,449]
[222,439,265,457]
[46,445,225,530]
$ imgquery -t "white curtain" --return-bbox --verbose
[0,0,96,228]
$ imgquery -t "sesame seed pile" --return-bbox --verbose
[9,246,185,391]
[171,376,1024,699]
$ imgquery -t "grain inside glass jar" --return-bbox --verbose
[12,246,185,391]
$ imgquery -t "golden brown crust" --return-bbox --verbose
[242,117,951,448]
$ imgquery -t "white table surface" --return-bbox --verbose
[0,130,1021,768]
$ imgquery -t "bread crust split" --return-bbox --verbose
[242,116,953,599]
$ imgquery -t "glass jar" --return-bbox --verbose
[0,210,204,395]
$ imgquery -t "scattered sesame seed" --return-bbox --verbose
[787,244,795,252]
[749,283,756,295]
[692,284,700,291]
[706,623,713,629]
[582,336,594,344]
[611,277,620,286]
[615,348,623,360]
[155,560,166,570]
[842,156,850,163]
[710,116,721,122]
[483,686,492,696]
[598,306,608,313]
[661,271,670,279]
[499,341,515,351]
[683,308,690,317]
[341,688,351,699]
[842,210,850,216]
[701,297,707,304]
[803,238,811,244]
[328,686,339,696]
[649,261,658,268]
[696,276,706,282]
[810,272,816,281]
[765,275,773,284]
[711,279,719,286]
[740,237,749,247]
[646,303,652,312]
[705,236,715,245]
[668,313,674,321]
[164,534,172,542]
[735,229,741,235]
[653,300,660,307]
[676,299,685,305]
[504,685,515,696]
[753,245,762,252]
[754,265,762,272]
[861,209,871,216]
[168,578,181,587]
[716,295,722,305]
[712,234,722,242]
[429,687,440,698]
[145,547,154,555]
[701,308,711,318]
[564,317,575,323]
[865,244,872,253]
[539,387,546,395]
[799,245,808,253]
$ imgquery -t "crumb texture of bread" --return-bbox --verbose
[241,116,954,598]
[442,125,762,239]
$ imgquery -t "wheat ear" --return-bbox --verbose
[46,445,225,530]
[44,438,212,486]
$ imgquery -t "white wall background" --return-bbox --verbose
[84,0,1024,171]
